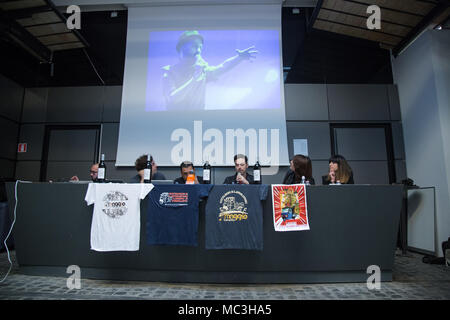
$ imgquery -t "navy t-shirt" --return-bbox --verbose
[205,185,269,250]
[146,184,212,246]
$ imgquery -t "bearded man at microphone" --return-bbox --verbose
[223,154,256,185]
[162,30,258,111]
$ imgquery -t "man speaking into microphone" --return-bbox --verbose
[223,154,256,185]
[162,30,258,111]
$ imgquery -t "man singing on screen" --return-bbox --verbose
[162,30,258,110]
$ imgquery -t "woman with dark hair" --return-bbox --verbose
[282,154,315,185]
[322,154,354,185]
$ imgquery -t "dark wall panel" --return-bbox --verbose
[102,86,122,122]
[0,159,16,179]
[0,74,23,122]
[348,161,390,185]
[47,129,98,162]
[0,117,19,160]
[392,122,406,160]
[395,160,407,183]
[45,161,95,182]
[15,161,41,182]
[287,122,331,160]
[311,160,330,185]
[101,123,119,161]
[328,84,390,121]
[46,87,104,123]
[22,88,48,123]
[285,84,328,120]
[388,85,402,121]
[17,124,45,161]
[334,127,387,161]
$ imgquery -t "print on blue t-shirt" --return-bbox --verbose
[205,184,269,250]
[146,184,212,246]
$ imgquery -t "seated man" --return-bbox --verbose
[174,161,203,184]
[129,155,166,183]
[223,154,255,184]
[70,163,99,182]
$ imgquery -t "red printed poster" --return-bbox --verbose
[272,184,309,232]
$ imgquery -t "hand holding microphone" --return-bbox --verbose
[236,172,249,184]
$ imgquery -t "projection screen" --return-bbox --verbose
[116,4,289,168]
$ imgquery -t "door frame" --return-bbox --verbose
[329,123,397,184]
[39,125,101,182]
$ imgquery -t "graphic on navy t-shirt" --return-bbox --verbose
[159,192,189,206]
[206,185,268,250]
[147,184,212,246]
[218,190,248,222]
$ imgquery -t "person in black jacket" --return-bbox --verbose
[282,154,315,185]
[174,161,203,184]
[223,154,255,184]
[322,154,354,185]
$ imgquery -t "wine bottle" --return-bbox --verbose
[98,153,106,183]
[203,160,211,184]
[144,154,152,183]
[186,169,195,184]
[253,160,261,184]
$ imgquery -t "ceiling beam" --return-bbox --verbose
[392,0,450,57]
[2,6,52,20]
[44,0,90,48]
[0,10,52,62]
[307,0,323,32]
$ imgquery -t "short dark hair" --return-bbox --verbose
[180,161,194,170]
[135,154,153,171]
[234,154,248,164]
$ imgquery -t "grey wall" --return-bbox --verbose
[285,83,406,184]
[392,29,450,257]
[0,74,24,180]
[13,83,405,186]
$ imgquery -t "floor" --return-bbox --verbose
[0,249,449,300]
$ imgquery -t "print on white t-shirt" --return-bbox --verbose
[85,183,153,252]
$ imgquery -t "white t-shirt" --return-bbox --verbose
[85,183,153,251]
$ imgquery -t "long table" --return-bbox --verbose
[6,182,403,283]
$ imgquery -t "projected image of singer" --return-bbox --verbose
[162,30,258,110]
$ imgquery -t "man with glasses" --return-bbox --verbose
[70,163,99,182]
[174,161,203,184]
[223,154,255,185]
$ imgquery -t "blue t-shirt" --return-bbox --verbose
[146,184,212,246]
[205,185,269,250]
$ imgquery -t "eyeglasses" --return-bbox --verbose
[90,170,98,174]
